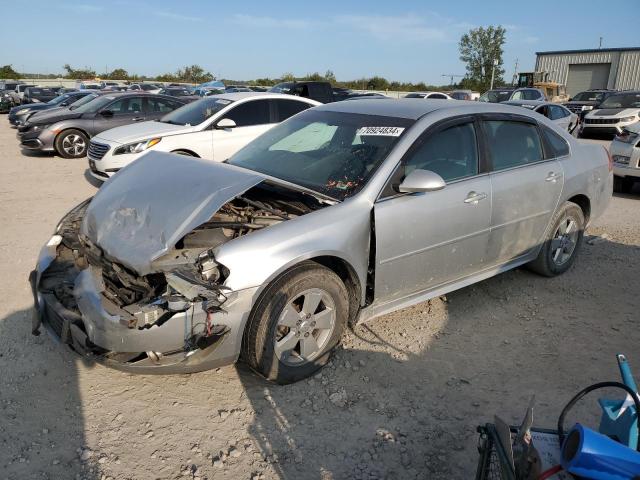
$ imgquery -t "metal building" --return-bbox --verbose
[535,47,640,96]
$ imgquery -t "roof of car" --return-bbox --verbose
[502,100,550,107]
[317,98,549,120]
[209,92,318,102]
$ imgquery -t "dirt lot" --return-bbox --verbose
[0,120,638,480]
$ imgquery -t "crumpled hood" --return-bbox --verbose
[81,151,265,275]
[29,108,80,125]
[95,120,194,144]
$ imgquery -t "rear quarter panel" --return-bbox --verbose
[560,137,612,225]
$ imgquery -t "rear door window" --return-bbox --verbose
[549,105,569,120]
[272,99,312,122]
[541,125,570,158]
[223,100,271,126]
[483,120,544,171]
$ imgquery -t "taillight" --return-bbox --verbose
[604,146,613,171]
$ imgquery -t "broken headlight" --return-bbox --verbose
[197,250,221,282]
[114,137,162,155]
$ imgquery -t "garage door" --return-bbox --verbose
[566,63,611,96]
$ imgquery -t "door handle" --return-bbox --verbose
[464,191,487,204]
[545,171,562,182]
[132,116,144,122]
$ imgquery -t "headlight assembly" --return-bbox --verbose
[16,108,30,115]
[114,137,162,155]
[620,116,638,123]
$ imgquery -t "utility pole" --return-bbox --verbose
[512,58,519,86]
[490,59,499,90]
[441,74,464,85]
[599,37,603,49]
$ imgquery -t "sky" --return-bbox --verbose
[1,0,638,84]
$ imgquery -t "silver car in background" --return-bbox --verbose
[610,121,640,193]
[31,100,612,383]
[502,100,579,132]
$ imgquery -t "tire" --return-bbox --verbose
[527,201,585,277]
[241,261,349,384]
[613,175,634,194]
[54,129,89,159]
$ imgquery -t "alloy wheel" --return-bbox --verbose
[550,215,579,265]
[61,134,86,156]
[274,288,336,366]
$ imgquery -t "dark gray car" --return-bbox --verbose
[18,92,188,158]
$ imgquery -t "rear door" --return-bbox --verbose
[481,114,564,264]
[145,96,184,121]
[212,99,273,161]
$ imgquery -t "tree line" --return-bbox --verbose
[1,25,508,92]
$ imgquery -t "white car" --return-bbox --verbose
[128,83,163,94]
[87,92,320,180]
[404,91,453,100]
[582,91,640,137]
[502,100,578,132]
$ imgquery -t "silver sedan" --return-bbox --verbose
[31,99,612,383]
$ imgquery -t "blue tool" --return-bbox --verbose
[561,423,640,479]
[599,354,639,450]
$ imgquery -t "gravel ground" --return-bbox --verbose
[0,121,638,480]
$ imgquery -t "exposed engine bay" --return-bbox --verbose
[36,182,326,364]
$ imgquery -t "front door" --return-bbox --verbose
[212,99,274,161]
[481,116,564,264]
[94,96,146,134]
[374,118,492,303]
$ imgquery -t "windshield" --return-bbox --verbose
[68,93,98,109]
[479,90,512,103]
[72,95,116,113]
[599,92,640,109]
[269,83,293,94]
[139,84,156,91]
[160,97,232,126]
[228,110,413,200]
[572,91,604,102]
[47,93,72,105]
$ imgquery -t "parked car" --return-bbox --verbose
[158,87,200,102]
[22,86,58,104]
[225,85,253,93]
[31,99,611,382]
[342,92,387,101]
[87,92,320,179]
[0,80,22,93]
[8,90,92,126]
[563,89,616,120]
[18,92,187,158]
[76,81,102,90]
[502,100,578,132]
[247,86,268,92]
[193,80,226,96]
[582,91,640,137]
[609,122,640,193]
[449,90,480,101]
[404,92,453,100]
[269,81,334,103]
[479,87,545,103]
[7,84,36,106]
[128,83,162,94]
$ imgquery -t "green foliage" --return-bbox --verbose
[63,64,97,79]
[458,25,506,92]
[0,64,19,79]
[156,65,214,84]
[104,68,129,80]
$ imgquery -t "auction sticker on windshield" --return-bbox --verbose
[356,126,405,136]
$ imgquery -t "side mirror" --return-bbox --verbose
[397,169,446,193]
[100,110,114,117]
[60,101,69,106]
[215,118,236,130]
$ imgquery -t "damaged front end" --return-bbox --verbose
[30,154,324,373]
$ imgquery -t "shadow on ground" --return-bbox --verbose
[0,308,101,480]
[235,235,639,479]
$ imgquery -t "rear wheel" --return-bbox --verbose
[527,201,585,277]
[55,129,89,158]
[613,175,634,194]
[242,261,348,384]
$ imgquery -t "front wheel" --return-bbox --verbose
[527,201,585,277]
[242,261,348,384]
[55,129,89,158]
